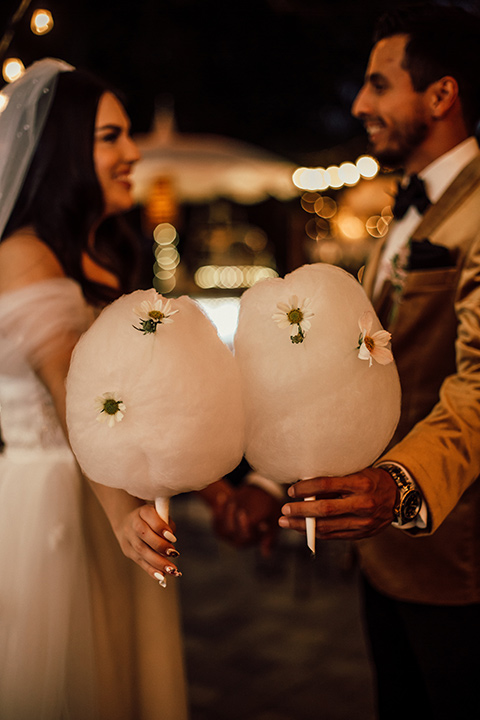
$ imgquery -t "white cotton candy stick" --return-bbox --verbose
[305,496,316,556]
[155,496,170,524]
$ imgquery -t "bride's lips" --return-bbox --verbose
[114,172,133,190]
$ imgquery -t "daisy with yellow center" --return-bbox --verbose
[95,392,126,427]
[272,295,315,344]
[133,296,178,334]
[357,311,393,367]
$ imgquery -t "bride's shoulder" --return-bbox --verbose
[0,229,64,293]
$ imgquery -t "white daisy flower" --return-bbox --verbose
[95,392,126,428]
[133,294,178,334]
[357,311,393,367]
[272,295,314,344]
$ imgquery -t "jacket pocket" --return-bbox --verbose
[402,266,458,295]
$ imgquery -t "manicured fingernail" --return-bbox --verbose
[165,566,182,577]
[163,530,177,543]
[154,572,167,587]
[278,517,289,528]
[288,486,295,497]
[282,504,291,515]
[166,548,180,557]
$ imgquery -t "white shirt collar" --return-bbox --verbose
[418,136,479,203]
[373,137,480,299]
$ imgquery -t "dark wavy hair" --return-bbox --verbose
[374,5,480,133]
[2,69,142,305]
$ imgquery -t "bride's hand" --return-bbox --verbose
[87,480,182,584]
[112,502,182,585]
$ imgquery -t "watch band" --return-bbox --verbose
[380,463,422,526]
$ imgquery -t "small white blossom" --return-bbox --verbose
[95,392,126,427]
[272,295,314,344]
[357,311,393,367]
[133,294,178,334]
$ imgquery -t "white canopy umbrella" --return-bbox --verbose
[132,110,299,205]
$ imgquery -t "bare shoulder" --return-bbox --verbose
[0,229,65,293]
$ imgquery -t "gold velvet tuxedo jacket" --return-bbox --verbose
[357,154,480,605]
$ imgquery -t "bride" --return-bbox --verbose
[0,59,188,719]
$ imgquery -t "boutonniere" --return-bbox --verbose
[389,239,411,323]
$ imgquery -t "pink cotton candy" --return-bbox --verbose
[66,289,245,501]
[234,263,401,484]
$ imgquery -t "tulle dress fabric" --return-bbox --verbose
[0,278,188,720]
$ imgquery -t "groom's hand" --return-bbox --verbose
[200,481,281,556]
[222,484,282,557]
[278,468,398,540]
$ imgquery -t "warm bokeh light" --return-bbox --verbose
[356,155,379,179]
[153,222,178,246]
[152,223,179,293]
[316,196,337,219]
[300,192,320,213]
[293,167,329,191]
[339,162,361,186]
[153,272,176,294]
[155,246,180,270]
[337,213,365,240]
[381,205,394,221]
[31,9,54,35]
[0,94,9,112]
[244,228,268,253]
[313,196,324,214]
[305,217,329,241]
[294,155,377,193]
[2,58,25,83]
[194,265,277,290]
[366,214,390,238]
[325,166,343,189]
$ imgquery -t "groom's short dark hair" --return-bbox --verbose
[374,4,480,132]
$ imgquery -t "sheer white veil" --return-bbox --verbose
[0,58,74,240]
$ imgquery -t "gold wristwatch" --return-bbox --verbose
[380,463,422,526]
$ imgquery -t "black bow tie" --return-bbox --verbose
[392,174,431,219]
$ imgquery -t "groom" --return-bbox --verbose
[279,5,480,718]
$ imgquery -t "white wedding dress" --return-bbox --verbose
[0,278,188,720]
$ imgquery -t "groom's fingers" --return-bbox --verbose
[278,513,378,540]
[288,475,356,499]
[280,468,398,539]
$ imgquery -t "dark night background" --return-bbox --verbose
[2,0,478,166]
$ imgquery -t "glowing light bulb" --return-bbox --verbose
[31,9,54,35]
[293,167,329,191]
[356,155,379,179]
[339,162,361,186]
[326,166,343,189]
[2,58,25,83]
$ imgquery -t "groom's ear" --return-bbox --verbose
[428,76,459,119]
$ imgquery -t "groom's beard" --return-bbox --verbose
[368,116,429,171]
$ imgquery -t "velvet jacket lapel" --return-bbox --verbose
[362,154,480,310]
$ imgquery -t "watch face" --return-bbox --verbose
[403,490,422,521]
